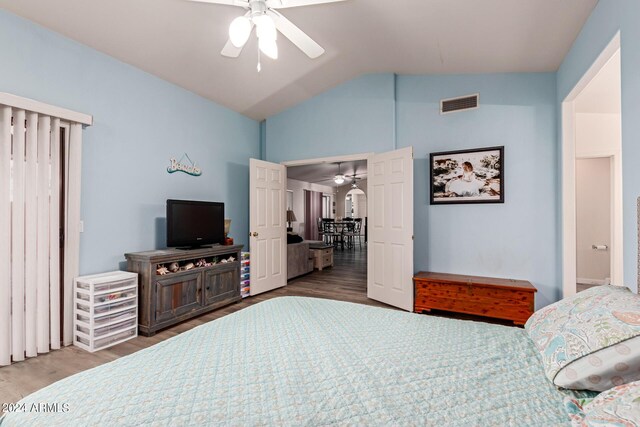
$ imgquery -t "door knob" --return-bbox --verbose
[252,232,259,237]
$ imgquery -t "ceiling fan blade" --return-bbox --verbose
[221,38,244,57]
[268,10,325,59]
[186,0,249,7]
[266,0,346,9]
[221,17,254,58]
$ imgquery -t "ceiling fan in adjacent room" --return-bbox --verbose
[186,0,347,70]
[333,162,346,184]
[347,172,362,189]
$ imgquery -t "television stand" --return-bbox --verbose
[125,245,243,336]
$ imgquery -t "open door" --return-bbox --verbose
[249,159,287,295]
[367,147,414,311]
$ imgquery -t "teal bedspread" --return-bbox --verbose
[1,297,592,426]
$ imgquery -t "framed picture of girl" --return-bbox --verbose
[430,146,504,205]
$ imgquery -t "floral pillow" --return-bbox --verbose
[564,380,640,426]
[525,285,640,391]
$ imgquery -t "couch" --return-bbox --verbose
[287,242,313,280]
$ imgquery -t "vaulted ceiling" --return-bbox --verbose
[0,0,598,120]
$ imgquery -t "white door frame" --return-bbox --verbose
[281,152,374,168]
[562,31,622,298]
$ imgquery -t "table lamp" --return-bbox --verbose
[224,218,233,245]
[286,210,296,232]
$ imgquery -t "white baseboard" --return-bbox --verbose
[577,277,611,286]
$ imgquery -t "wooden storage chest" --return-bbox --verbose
[414,271,536,326]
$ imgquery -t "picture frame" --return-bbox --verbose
[430,146,504,205]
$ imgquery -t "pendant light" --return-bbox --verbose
[334,162,345,185]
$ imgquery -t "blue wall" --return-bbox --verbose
[265,74,396,163]
[397,74,558,308]
[557,0,639,292]
[0,10,260,274]
[265,73,559,308]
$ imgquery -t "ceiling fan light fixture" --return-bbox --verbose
[229,15,252,48]
[334,174,345,185]
[259,36,278,59]
[254,14,277,42]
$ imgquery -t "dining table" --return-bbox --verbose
[327,221,356,250]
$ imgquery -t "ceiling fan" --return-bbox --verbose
[347,172,362,188]
[186,0,346,66]
[333,162,346,184]
[308,162,349,185]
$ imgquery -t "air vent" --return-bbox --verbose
[440,93,479,114]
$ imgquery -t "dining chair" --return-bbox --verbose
[316,218,325,243]
[323,221,341,248]
[343,218,363,249]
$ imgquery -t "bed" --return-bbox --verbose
[0,296,595,426]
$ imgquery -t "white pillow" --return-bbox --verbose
[526,285,640,391]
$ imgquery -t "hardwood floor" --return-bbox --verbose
[0,246,377,404]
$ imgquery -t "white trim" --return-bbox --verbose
[562,31,621,299]
[280,152,373,167]
[562,102,577,298]
[577,278,610,286]
[576,149,620,159]
[563,33,621,102]
[0,93,93,126]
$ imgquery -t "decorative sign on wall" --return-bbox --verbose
[167,153,202,177]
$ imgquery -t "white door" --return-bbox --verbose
[249,159,287,295]
[367,147,414,311]
[576,158,612,285]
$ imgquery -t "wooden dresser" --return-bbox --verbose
[126,245,243,336]
[414,272,536,326]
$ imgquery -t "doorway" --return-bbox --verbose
[576,158,612,292]
[345,188,366,218]
[267,147,414,311]
[285,155,369,287]
[562,32,622,297]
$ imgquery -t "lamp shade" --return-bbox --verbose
[286,210,297,223]
[334,174,345,185]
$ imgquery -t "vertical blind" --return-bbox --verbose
[0,95,90,366]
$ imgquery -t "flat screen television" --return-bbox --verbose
[166,199,224,249]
